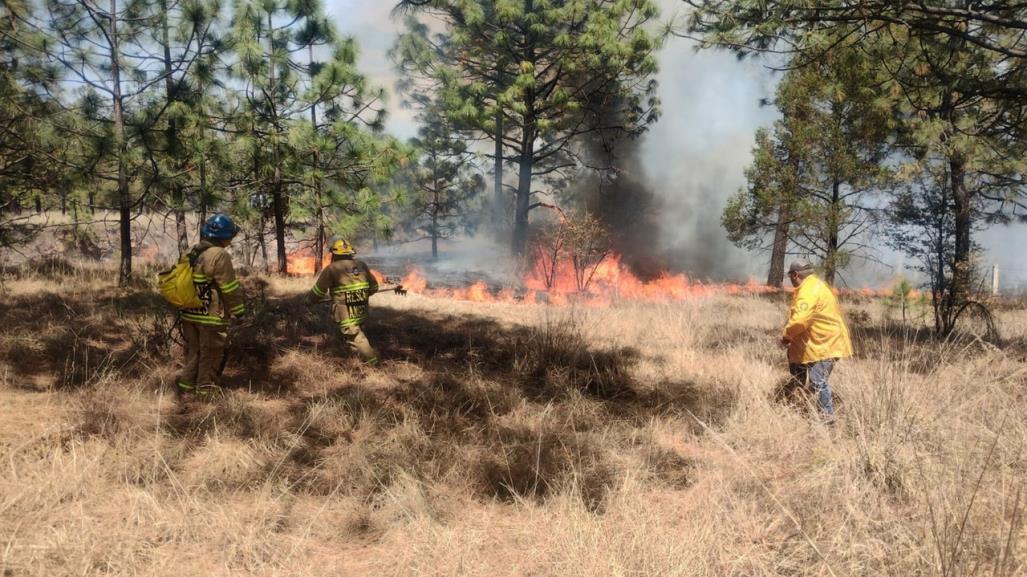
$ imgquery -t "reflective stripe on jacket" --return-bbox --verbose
[308,257,378,327]
[784,275,853,364]
[182,241,246,326]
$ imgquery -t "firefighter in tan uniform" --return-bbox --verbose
[177,214,247,396]
[307,237,398,365]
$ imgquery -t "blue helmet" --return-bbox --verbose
[201,213,239,240]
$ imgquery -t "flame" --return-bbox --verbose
[401,268,428,293]
[395,253,782,305]
[286,249,331,276]
[319,251,902,306]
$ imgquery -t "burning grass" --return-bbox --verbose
[0,264,1025,576]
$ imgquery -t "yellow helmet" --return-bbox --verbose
[328,236,355,256]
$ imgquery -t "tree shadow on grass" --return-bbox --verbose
[1,290,175,390]
[11,286,729,510]
[159,293,731,508]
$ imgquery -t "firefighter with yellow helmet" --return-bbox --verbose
[307,236,400,364]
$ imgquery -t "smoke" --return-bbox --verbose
[570,34,780,282]
[328,0,1027,288]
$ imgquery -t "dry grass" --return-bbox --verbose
[1,263,1025,576]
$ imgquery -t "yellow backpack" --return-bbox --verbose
[157,248,207,309]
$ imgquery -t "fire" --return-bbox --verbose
[397,253,782,306]
[400,267,428,293]
[289,247,896,305]
[285,249,330,276]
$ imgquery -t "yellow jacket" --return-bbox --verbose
[783,275,853,364]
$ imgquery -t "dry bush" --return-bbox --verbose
[479,411,615,510]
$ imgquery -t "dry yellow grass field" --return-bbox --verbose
[1,260,1025,576]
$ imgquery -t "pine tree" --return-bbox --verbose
[722,126,800,288]
[395,0,663,255]
[407,102,485,259]
[227,0,323,274]
[147,0,223,253]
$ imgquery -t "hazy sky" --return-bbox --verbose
[323,0,1027,290]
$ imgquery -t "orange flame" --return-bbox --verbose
[401,268,428,293]
[286,249,330,276]
[396,253,783,305]
[332,252,899,306]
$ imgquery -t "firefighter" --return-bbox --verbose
[307,236,398,365]
[176,213,247,396]
[781,261,853,421]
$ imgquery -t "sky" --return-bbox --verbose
[323,0,1027,291]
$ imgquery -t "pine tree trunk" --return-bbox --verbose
[72,198,80,240]
[111,0,132,286]
[258,215,269,273]
[512,121,535,256]
[933,214,946,334]
[268,11,288,275]
[160,0,188,254]
[493,108,504,236]
[431,209,438,259]
[767,202,790,288]
[272,174,287,274]
[315,206,325,273]
[824,179,841,286]
[198,135,208,236]
[948,154,972,334]
[512,0,536,256]
[310,47,324,274]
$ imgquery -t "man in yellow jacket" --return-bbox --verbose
[781,261,853,419]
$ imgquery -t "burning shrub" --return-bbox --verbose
[530,211,611,293]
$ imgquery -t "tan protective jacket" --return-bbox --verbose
[308,256,379,328]
[182,241,246,327]
[783,275,853,364]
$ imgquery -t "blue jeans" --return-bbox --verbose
[789,359,836,416]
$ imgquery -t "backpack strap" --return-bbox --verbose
[188,245,211,268]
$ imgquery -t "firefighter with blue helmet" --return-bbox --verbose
[177,213,247,396]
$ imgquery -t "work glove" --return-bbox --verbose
[394,284,407,296]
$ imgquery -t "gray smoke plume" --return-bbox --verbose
[570,39,780,282]
[329,0,1027,289]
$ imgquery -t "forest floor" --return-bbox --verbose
[1,259,1026,576]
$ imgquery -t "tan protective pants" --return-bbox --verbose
[341,325,378,364]
[179,321,228,388]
